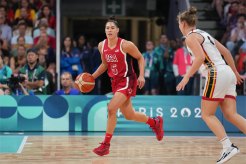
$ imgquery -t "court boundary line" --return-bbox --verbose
[23,135,245,138]
[17,136,28,154]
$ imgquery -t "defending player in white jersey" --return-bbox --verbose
[176,6,246,164]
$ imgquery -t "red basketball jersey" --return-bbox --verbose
[102,38,135,79]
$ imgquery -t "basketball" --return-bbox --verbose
[74,73,95,93]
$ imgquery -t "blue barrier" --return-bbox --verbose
[0,95,245,132]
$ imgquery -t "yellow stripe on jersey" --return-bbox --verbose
[209,69,217,98]
[202,47,217,98]
[203,71,210,97]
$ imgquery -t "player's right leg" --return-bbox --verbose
[215,96,245,163]
[93,92,127,156]
[120,98,164,141]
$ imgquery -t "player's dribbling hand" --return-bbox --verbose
[137,76,145,89]
[176,76,189,91]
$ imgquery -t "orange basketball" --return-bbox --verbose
[74,73,95,93]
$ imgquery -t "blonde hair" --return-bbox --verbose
[177,6,198,27]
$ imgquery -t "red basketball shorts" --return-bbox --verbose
[111,74,137,98]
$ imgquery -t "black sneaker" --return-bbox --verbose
[217,144,240,164]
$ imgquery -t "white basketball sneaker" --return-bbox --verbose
[217,144,240,164]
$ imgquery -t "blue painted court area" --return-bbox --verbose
[0,136,27,153]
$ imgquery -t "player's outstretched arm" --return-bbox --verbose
[215,39,244,84]
[176,34,205,91]
[92,42,108,79]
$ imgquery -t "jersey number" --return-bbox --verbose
[207,36,214,45]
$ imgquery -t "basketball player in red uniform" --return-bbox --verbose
[91,16,164,156]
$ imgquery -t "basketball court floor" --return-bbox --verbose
[0,132,245,164]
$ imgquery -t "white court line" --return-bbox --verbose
[17,136,28,154]
[3,132,24,135]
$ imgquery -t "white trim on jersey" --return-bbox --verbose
[120,39,128,77]
[102,39,106,53]
[186,29,226,67]
[117,77,129,91]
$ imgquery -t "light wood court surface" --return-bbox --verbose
[0,136,245,164]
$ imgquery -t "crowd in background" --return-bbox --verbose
[142,35,195,96]
[0,0,245,96]
[0,0,56,95]
[212,0,246,95]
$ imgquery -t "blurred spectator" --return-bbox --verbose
[9,0,19,12]
[11,21,33,49]
[226,1,240,29]
[42,70,55,95]
[29,0,43,12]
[36,45,56,94]
[0,12,12,48]
[46,61,56,85]
[37,43,55,69]
[80,43,94,74]
[0,0,8,8]
[60,36,82,79]
[37,4,55,29]
[76,34,90,73]
[14,0,36,25]
[0,38,9,65]
[154,34,176,95]
[33,18,55,38]
[77,34,87,53]
[19,48,46,94]
[33,23,56,49]
[10,36,26,57]
[211,0,224,19]
[13,7,34,28]
[0,5,14,25]
[173,38,194,95]
[235,42,246,74]
[87,38,101,74]
[10,45,27,74]
[54,71,80,95]
[86,39,101,94]
[142,41,163,95]
[0,54,12,90]
[226,15,246,56]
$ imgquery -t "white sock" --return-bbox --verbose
[220,137,232,149]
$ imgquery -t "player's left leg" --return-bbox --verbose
[93,92,128,156]
[120,98,164,141]
[220,97,246,134]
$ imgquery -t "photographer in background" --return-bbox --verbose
[5,74,33,95]
[0,54,12,93]
[19,48,46,94]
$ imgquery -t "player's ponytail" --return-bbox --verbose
[177,6,197,27]
[188,6,197,15]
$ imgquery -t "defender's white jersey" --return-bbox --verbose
[186,29,226,70]
[186,29,236,100]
